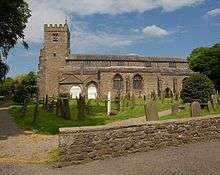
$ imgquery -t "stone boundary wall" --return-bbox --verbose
[59,116,220,166]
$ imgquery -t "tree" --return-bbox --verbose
[13,84,29,104]
[0,59,9,82]
[0,0,31,57]
[21,71,37,97]
[180,73,215,103]
[188,43,220,90]
[0,77,14,97]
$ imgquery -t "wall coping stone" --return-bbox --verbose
[59,114,220,133]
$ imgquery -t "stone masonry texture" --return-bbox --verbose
[58,116,220,166]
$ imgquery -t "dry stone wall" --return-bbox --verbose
[59,116,220,166]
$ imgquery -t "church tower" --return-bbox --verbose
[38,22,70,98]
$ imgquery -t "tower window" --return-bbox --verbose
[52,33,59,42]
[85,60,91,66]
[169,62,176,68]
[145,62,152,67]
[53,53,56,57]
[118,61,125,66]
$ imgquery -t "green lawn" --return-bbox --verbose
[10,98,177,135]
[160,106,220,120]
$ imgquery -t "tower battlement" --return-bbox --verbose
[44,21,69,32]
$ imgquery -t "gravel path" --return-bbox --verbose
[0,109,58,163]
[107,109,171,126]
[0,141,220,175]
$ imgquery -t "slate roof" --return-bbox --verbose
[67,54,187,63]
[60,66,192,76]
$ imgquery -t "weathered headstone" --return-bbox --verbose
[76,95,86,120]
[145,100,159,121]
[212,95,218,110]
[171,104,179,115]
[207,101,213,113]
[48,99,55,112]
[185,103,191,109]
[115,96,120,111]
[56,98,60,116]
[45,95,49,110]
[190,101,201,118]
[61,98,71,120]
[162,91,165,103]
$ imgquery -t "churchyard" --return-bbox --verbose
[8,93,220,135]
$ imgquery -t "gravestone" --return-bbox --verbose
[61,98,71,120]
[45,95,49,110]
[190,101,201,118]
[115,96,120,111]
[56,98,60,116]
[185,103,191,109]
[145,100,159,121]
[171,104,179,115]
[212,95,218,110]
[207,101,213,113]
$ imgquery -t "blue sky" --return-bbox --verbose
[6,0,220,76]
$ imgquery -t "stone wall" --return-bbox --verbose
[59,116,220,166]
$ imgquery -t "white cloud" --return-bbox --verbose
[142,25,170,37]
[24,0,205,44]
[206,8,220,17]
[70,22,142,52]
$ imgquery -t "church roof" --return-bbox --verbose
[67,54,187,63]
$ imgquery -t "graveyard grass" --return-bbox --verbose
[161,106,220,120]
[10,98,220,135]
[10,98,175,135]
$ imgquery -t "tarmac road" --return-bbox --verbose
[1,141,220,175]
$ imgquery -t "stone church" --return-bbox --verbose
[37,22,191,99]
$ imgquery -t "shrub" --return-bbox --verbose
[13,85,30,104]
[180,73,215,103]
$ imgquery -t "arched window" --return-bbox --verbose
[70,86,82,99]
[86,81,98,99]
[113,74,123,90]
[133,74,143,89]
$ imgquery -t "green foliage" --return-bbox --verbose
[0,59,9,81]
[188,43,220,90]
[0,0,31,57]
[20,71,37,97]
[0,77,14,97]
[180,73,215,103]
[13,84,30,104]
[0,72,37,103]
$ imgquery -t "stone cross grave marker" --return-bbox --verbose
[145,100,159,121]
[191,101,201,118]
